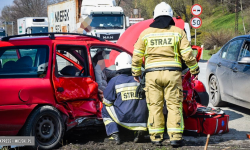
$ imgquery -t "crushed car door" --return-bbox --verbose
[52,42,101,118]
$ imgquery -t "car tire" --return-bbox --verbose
[21,105,65,150]
[209,75,226,107]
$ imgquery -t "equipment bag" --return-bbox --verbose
[184,106,229,136]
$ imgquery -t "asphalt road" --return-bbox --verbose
[3,61,250,150]
[184,60,250,148]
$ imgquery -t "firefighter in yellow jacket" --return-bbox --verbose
[132,2,200,147]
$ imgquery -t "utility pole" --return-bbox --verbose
[117,0,122,6]
[235,0,239,35]
[240,0,246,34]
[4,22,7,37]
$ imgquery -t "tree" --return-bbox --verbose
[0,0,66,35]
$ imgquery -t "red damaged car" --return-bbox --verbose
[0,18,208,150]
[0,33,130,149]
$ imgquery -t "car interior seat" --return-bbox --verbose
[16,56,33,68]
[3,61,16,69]
[60,65,78,76]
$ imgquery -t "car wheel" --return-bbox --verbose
[209,75,226,107]
[21,106,65,150]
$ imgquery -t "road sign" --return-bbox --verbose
[191,4,202,16]
[190,17,202,29]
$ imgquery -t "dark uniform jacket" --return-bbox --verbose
[103,74,148,130]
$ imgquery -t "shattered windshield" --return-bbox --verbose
[90,14,123,29]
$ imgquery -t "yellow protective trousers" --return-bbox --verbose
[145,70,184,142]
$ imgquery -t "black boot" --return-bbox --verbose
[108,133,121,145]
[134,131,145,143]
[170,140,183,147]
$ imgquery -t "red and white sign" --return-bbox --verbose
[190,17,202,29]
[191,4,202,16]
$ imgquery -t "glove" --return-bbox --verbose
[135,72,146,99]
[191,67,200,80]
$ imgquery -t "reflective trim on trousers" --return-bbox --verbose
[168,103,184,133]
[106,106,147,131]
[148,128,165,134]
[179,102,184,131]
[167,128,184,133]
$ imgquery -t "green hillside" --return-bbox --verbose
[199,6,248,33]
[190,5,249,51]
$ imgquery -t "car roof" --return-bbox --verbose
[0,33,105,42]
[232,34,250,40]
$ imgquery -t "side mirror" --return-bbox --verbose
[126,16,130,28]
[238,57,250,64]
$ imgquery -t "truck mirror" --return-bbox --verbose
[126,16,130,27]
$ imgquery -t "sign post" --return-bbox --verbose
[191,4,203,46]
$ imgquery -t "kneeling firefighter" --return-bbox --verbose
[102,52,148,144]
[132,2,200,147]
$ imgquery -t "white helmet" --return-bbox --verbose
[153,2,173,19]
[115,52,132,71]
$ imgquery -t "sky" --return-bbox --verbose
[0,0,14,13]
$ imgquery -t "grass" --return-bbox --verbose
[190,6,249,48]
[199,6,248,34]
[201,50,211,60]
[193,49,211,61]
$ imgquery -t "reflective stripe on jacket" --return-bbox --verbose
[103,74,148,131]
[132,26,199,76]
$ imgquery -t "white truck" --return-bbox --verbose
[47,0,129,43]
[17,17,48,35]
[0,27,5,38]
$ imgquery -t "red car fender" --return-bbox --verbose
[0,104,38,135]
[55,104,70,118]
[193,80,206,93]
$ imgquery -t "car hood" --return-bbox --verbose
[116,18,185,54]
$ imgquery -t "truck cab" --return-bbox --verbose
[0,28,5,38]
[47,0,129,43]
[17,17,49,35]
[82,0,129,42]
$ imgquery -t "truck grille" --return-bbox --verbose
[99,34,120,41]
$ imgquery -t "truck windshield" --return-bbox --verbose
[90,14,123,29]
[0,31,5,37]
[31,27,48,34]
